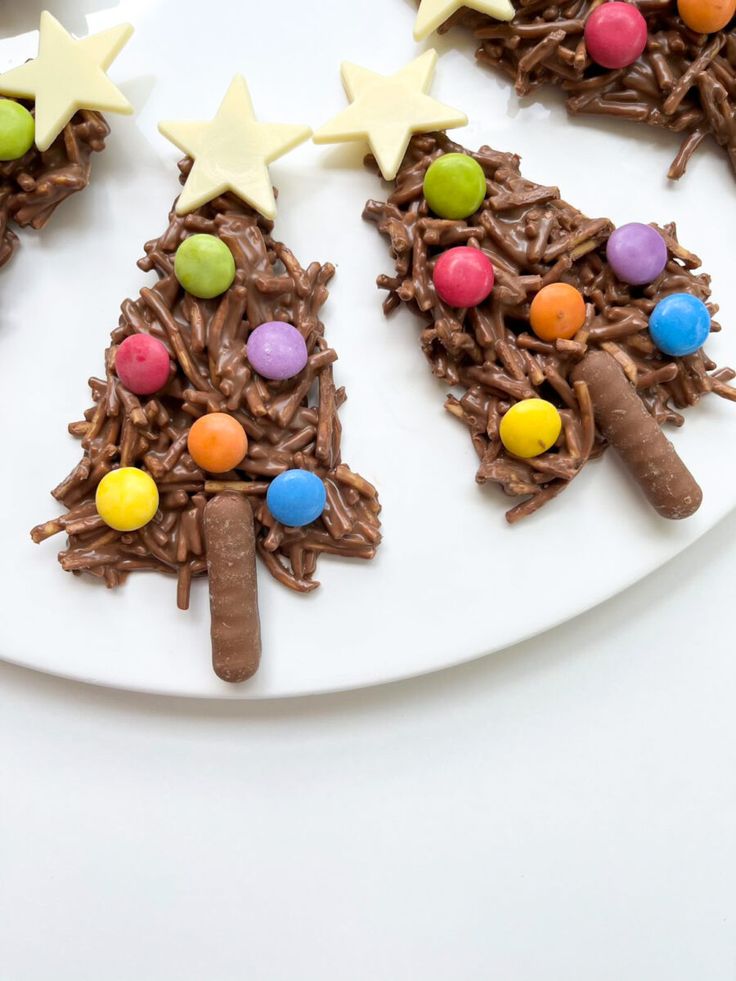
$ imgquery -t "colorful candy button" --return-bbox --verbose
[606,223,668,286]
[115,334,171,395]
[649,293,711,356]
[433,247,495,308]
[423,153,487,220]
[530,282,586,341]
[584,2,648,69]
[0,99,35,161]
[174,234,236,299]
[188,413,248,473]
[499,399,562,459]
[678,0,735,32]
[247,321,309,380]
[266,469,326,527]
[96,468,159,532]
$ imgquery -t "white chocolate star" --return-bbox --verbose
[414,0,515,41]
[313,51,467,181]
[159,76,312,220]
[0,12,133,151]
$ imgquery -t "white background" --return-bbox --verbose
[2,0,736,974]
[2,510,735,980]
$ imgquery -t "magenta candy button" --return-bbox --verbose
[584,2,648,70]
[115,334,171,395]
[433,247,495,308]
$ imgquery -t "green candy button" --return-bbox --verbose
[174,234,236,299]
[0,100,35,161]
[423,153,487,220]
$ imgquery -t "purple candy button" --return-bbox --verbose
[247,321,308,381]
[606,223,668,287]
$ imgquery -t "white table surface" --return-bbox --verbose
[2,506,735,981]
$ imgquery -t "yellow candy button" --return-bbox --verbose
[96,467,159,532]
[499,398,562,459]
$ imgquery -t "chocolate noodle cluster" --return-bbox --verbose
[32,160,382,606]
[440,0,736,180]
[364,133,735,522]
[0,106,109,270]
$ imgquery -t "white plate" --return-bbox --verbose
[1,0,734,698]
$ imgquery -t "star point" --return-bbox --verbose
[313,51,467,181]
[414,0,515,41]
[0,11,134,151]
[159,75,312,220]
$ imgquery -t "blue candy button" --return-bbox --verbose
[267,469,326,527]
[649,293,711,357]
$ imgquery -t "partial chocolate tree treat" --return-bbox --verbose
[428,0,736,181]
[365,132,735,521]
[0,13,133,272]
[0,106,109,272]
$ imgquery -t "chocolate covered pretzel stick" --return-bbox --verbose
[204,494,261,682]
[571,350,702,518]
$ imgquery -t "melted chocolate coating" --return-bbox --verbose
[0,103,109,271]
[433,0,736,180]
[32,159,382,605]
[365,133,735,522]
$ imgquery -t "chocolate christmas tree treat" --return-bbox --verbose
[416,0,736,181]
[314,53,730,519]
[32,77,381,683]
[359,124,735,520]
[0,12,133,272]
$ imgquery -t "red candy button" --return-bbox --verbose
[115,334,171,396]
[585,2,648,69]
[433,247,495,308]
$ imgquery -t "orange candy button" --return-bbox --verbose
[530,283,586,342]
[188,413,248,473]
[677,0,735,33]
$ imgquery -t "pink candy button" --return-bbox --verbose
[115,334,171,396]
[433,247,495,308]
[584,2,648,70]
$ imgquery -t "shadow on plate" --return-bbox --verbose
[0,0,121,39]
